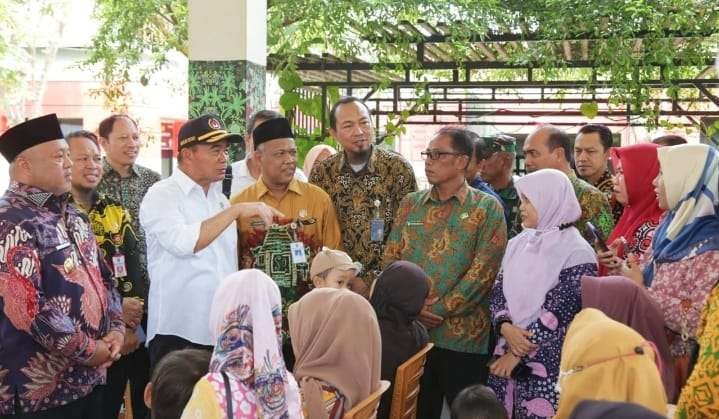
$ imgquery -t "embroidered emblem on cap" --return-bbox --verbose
[208,118,221,130]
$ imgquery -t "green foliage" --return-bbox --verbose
[83,0,719,131]
[84,0,187,110]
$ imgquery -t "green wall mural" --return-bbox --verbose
[188,60,265,161]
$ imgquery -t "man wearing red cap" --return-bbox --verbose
[0,114,124,418]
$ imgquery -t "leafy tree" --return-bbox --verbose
[83,0,719,133]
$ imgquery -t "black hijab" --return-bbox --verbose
[371,261,430,375]
[371,261,431,419]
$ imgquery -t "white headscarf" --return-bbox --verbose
[208,269,303,418]
[502,169,597,327]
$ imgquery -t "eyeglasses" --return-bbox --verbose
[421,150,465,161]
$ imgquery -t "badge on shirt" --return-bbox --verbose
[370,219,385,242]
[370,199,384,242]
[290,242,307,264]
[112,253,128,278]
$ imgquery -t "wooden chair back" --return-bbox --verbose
[343,380,391,419]
[388,343,434,419]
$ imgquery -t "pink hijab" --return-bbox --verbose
[303,144,337,177]
[502,169,597,327]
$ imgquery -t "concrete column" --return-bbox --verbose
[187,0,267,160]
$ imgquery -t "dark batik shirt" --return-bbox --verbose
[0,183,123,415]
[73,193,147,302]
[588,169,624,225]
[310,147,417,285]
[96,158,160,292]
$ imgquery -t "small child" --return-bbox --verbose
[143,349,211,419]
[309,247,362,289]
[451,384,508,419]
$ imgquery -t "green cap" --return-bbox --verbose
[484,134,516,154]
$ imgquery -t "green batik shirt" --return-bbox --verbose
[73,193,147,302]
[585,169,624,225]
[310,146,417,286]
[97,158,161,291]
[383,185,507,354]
[568,172,615,243]
[496,180,520,238]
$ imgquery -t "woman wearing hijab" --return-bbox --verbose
[622,144,719,387]
[579,275,675,400]
[569,400,666,419]
[181,269,303,418]
[677,284,719,418]
[487,169,597,419]
[303,144,337,178]
[597,143,664,275]
[555,308,667,418]
[289,287,382,419]
[370,261,431,419]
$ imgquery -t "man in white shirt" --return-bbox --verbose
[230,109,306,196]
[140,114,280,368]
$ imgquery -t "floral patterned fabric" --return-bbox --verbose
[567,173,614,244]
[488,263,597,419]
[383,185,507,354]
[310,146,417,286]
[647,250,719,357]
[677,284,719,418]
[300,381,345,419]
[0,182,124,415]
[587,169,624,225]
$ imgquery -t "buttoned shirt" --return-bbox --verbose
[383,184,507,354]
[97,158,161,300]
[231,177,341,269]
[0,183,123,415]
[310,147,417,285]
[140,169,238,346]
[568,172,615,243]
[230,158,307,197]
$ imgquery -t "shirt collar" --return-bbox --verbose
[102,157,139,178]
[422,182,470,205]
[337,146,377,174]
[9,181,70,209]
[173,168,209,196]
[256,177,303,198]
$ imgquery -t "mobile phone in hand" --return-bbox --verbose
[586,222,609,252]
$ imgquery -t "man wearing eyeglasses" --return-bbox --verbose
[383,126,508,419]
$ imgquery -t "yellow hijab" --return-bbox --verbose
[555,308,667,418]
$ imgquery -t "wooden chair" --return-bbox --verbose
[343,380,391,419]
[388,343,434,419]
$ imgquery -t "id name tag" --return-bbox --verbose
[112,254,128,278]
[370,218,385,242]
[290,242,307,264]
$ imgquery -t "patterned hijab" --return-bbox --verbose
[289,288,382,418]
[502,169,596,327]
[607,143,664,256]
[643,144,719,285]
[208,269,303,418]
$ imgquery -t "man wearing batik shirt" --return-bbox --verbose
[383,126,507,419]
[96,114,161,305]
[0,114,124,418]
[310,97,417,295]
[66,130,148,419]
[574,124,623,224]
[523,125,615,241]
